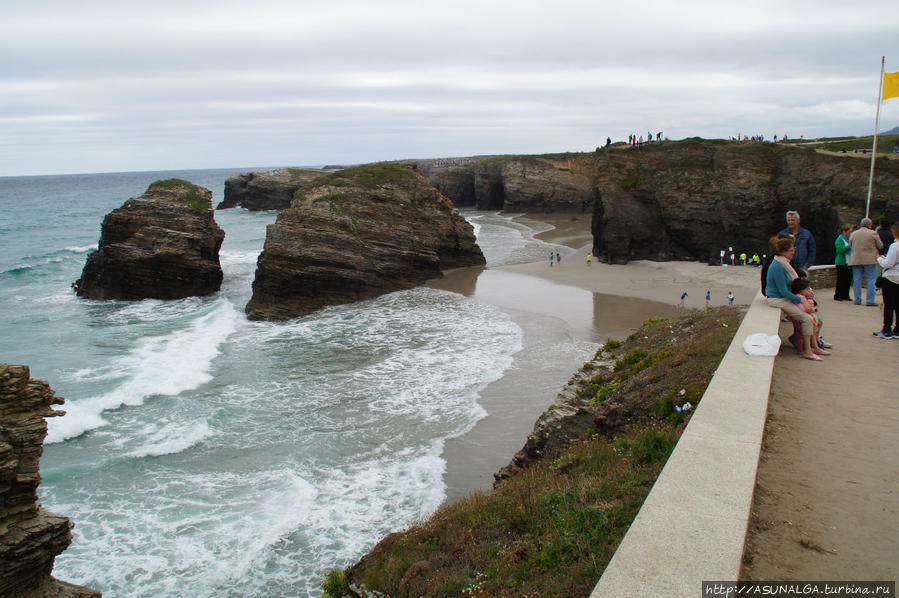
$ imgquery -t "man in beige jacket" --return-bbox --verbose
[848,217,884,306]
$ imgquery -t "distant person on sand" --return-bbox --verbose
[586,253,592,266]
[556,252,561,266]
[679,291,687,308]
[550,252,554,267]
[779,210,816,277]
[728,291,734,305]
[705,290,711,309]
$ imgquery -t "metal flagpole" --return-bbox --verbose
[866,56,886,219]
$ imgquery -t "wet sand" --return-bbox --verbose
[432,213,762,502]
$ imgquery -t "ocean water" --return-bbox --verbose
[0,169,585,597]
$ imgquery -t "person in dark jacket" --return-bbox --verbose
[877,219,895,256]
[779,210,816,276]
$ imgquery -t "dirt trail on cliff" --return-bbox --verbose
[743,294,898,581]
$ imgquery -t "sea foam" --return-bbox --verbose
[46,300,239,443]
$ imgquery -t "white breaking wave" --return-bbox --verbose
[126,420,214,458]
[46,300,240,443]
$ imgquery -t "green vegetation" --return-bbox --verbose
[147,178,209,211]
[340,426,678,598]
[322,568,351,598]
[320,163,418,189]
[330,308,742,597]
[816,134,899,155]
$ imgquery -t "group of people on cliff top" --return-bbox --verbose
[762,209,899,361]
[628,132,663,147]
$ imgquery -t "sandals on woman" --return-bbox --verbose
[801,353,822,361]
[812,348,831,356]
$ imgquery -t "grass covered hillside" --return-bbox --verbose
[323,307,744,598]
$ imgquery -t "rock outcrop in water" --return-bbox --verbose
[0,364,101,598]
[217,168,325,211]
[73,179,225,300]
[245,164,485,320]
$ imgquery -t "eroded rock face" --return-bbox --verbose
[245,164,485,320]
[590,139,899,264]
[415,154,596,212]
[0,364,101,598]
[217,168,326,211]
[74,179,225,300]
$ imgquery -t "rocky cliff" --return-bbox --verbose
[221,140,899,266]
[74,179,225,300]
[414,154,596,212]
[0,364,101,598]
[589,139,899,264]
[245,164,485,320]
[217,168,325,211]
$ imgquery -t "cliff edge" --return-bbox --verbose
[0,364,101,598]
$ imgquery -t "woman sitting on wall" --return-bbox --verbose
[765,236,822,361]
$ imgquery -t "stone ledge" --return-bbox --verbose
[591,291,780,597]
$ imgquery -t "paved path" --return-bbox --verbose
[743,293,899,580]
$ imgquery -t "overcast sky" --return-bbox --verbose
[2,0,897,176]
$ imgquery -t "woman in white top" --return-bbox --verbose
[874,222,899,338]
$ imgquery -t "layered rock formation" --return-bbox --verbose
[217,168,325,211]
[220,140,899,267]
[74,179,225,300]
[0,364,100,598]
[415,154,596,212]
[245,164,485,320]
[590,139,899,264]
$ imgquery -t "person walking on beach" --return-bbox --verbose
[848,218,883,306]
[678,291,687,308]
[779,210,816,276]
[728,291,734,306]
[550,252,554,267]
[586,253,592,266]
[556,252,561,266]
[705,290,711,310]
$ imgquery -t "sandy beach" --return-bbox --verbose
[432,212,762,502]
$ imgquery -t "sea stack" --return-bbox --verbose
[217,167,325,211]
[0,364,101,598]
[245,164,485,320]
[74,179,225,300]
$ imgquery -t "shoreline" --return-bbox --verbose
[432,212,762,503]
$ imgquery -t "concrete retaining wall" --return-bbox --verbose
[591,292,781,597]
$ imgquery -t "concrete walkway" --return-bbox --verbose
[592,286,898,595]
[743,292,898,580]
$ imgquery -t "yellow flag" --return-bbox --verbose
[885,71,899,100]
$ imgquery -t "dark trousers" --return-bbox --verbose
[881,277,899,334]
[834,264,852,300]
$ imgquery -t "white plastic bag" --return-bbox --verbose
[742,333,781,356]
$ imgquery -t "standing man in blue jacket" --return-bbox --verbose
[780,210,816,277]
